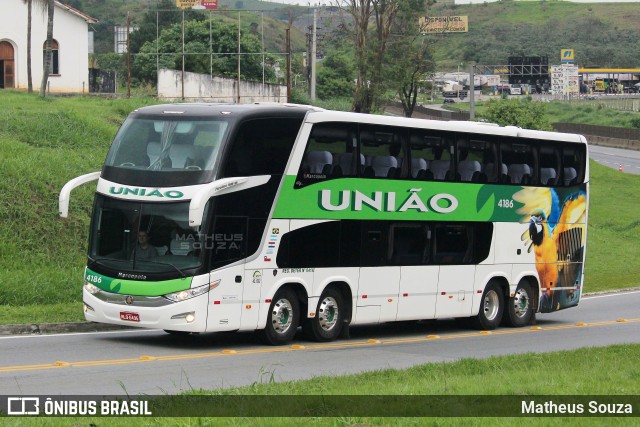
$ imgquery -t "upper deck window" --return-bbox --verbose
[105,118,229,173]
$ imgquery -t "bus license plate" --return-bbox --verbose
[120,312,140,322]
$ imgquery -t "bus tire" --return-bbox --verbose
[163,330,192,336]
[470,282,504,330]
[258,288,300,346]
[303,287,344,342]
[503,281,534,327]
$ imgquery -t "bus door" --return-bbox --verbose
[389,224,438,321]
[433,224,475,318]
[356,222,400,323]
[206,216,249,332]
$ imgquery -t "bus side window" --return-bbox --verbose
[502,141,537,185]
[359,126,407,179]
[431,223,492,265]
[388,224,430,266]
[433,224,468,265]
[456,137,493,183]
[408,131,452,181]
[276,221,341,268]
[222,118,301,178]
[296,123,357,187]
[539,144,561,186]
[209,216,248,269]
[562,144,585,186]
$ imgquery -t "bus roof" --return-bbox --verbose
[127,104,585,144]
[305,110,586,144]
[128,102,321,120]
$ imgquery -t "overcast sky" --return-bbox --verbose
[455,0,639,3]
[269,0,640,4]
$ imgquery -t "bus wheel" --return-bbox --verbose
[504,281,533,327]
[259,288,300,345]
[471,282,504,330]
[304,288,344,342]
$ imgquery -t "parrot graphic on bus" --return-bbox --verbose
[513,186,587,312]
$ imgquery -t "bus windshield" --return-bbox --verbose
[104,117,229,172]
[89,196,202,275]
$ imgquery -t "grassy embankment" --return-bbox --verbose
[0,91,638,324]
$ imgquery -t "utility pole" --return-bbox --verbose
[310,8,317,100]
[181,10,185,100]
[237,12,241,103]
[469,64,475,120]
[286,26,291,103]
[127,12,131,98]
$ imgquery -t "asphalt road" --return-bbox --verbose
[1,290,639,396]
[589,145,640,175]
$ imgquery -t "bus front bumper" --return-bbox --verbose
[82,288,208,332]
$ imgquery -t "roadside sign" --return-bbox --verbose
[561,49,574,64]
[176,0,217,9]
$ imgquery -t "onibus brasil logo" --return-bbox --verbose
[319,188,458,213]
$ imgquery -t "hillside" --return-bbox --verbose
[428,1,640,69]
[66,1,640,73]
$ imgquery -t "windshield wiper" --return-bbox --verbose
[134,259,187,278]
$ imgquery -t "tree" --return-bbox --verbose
[317,51,355,100]
[338,0,372,112]
[22,0,33,93]
[481,98,551,131]
[39,0,54,97]
[391,40,434,117]
[337,0,426,113]
[387,0,434,117]
[22,0,48,93]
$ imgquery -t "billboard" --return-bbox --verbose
[420,16,468,33]
[176,0,218,9]
[551,65,579,95]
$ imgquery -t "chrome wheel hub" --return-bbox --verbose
[513,288,530,318]
[318,296,339,331]
[271,298,293,335]
[483,290,500,321]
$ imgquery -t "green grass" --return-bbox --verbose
[585,159,640,290]
[3,344,639,425]
[545,101,640,128]
[0,91,638,324]
[0,91,160,312]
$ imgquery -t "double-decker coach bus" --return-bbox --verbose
[60,103,588,345]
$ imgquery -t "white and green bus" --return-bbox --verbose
[60,103,588,345]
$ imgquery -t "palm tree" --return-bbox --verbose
[39,0,54,97]
[22,0,33,93]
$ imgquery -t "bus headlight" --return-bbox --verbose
[84,281,100,294]
[163,283,211,302]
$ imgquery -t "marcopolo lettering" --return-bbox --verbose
[320,189,458,214]
[109,186,184,199]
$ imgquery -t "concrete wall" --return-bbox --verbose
[158,69,287,103]
[1,1,93,93]
[584,135,640,151]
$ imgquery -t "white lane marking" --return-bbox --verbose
[582,290,640,300]
[0,328,162,340]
